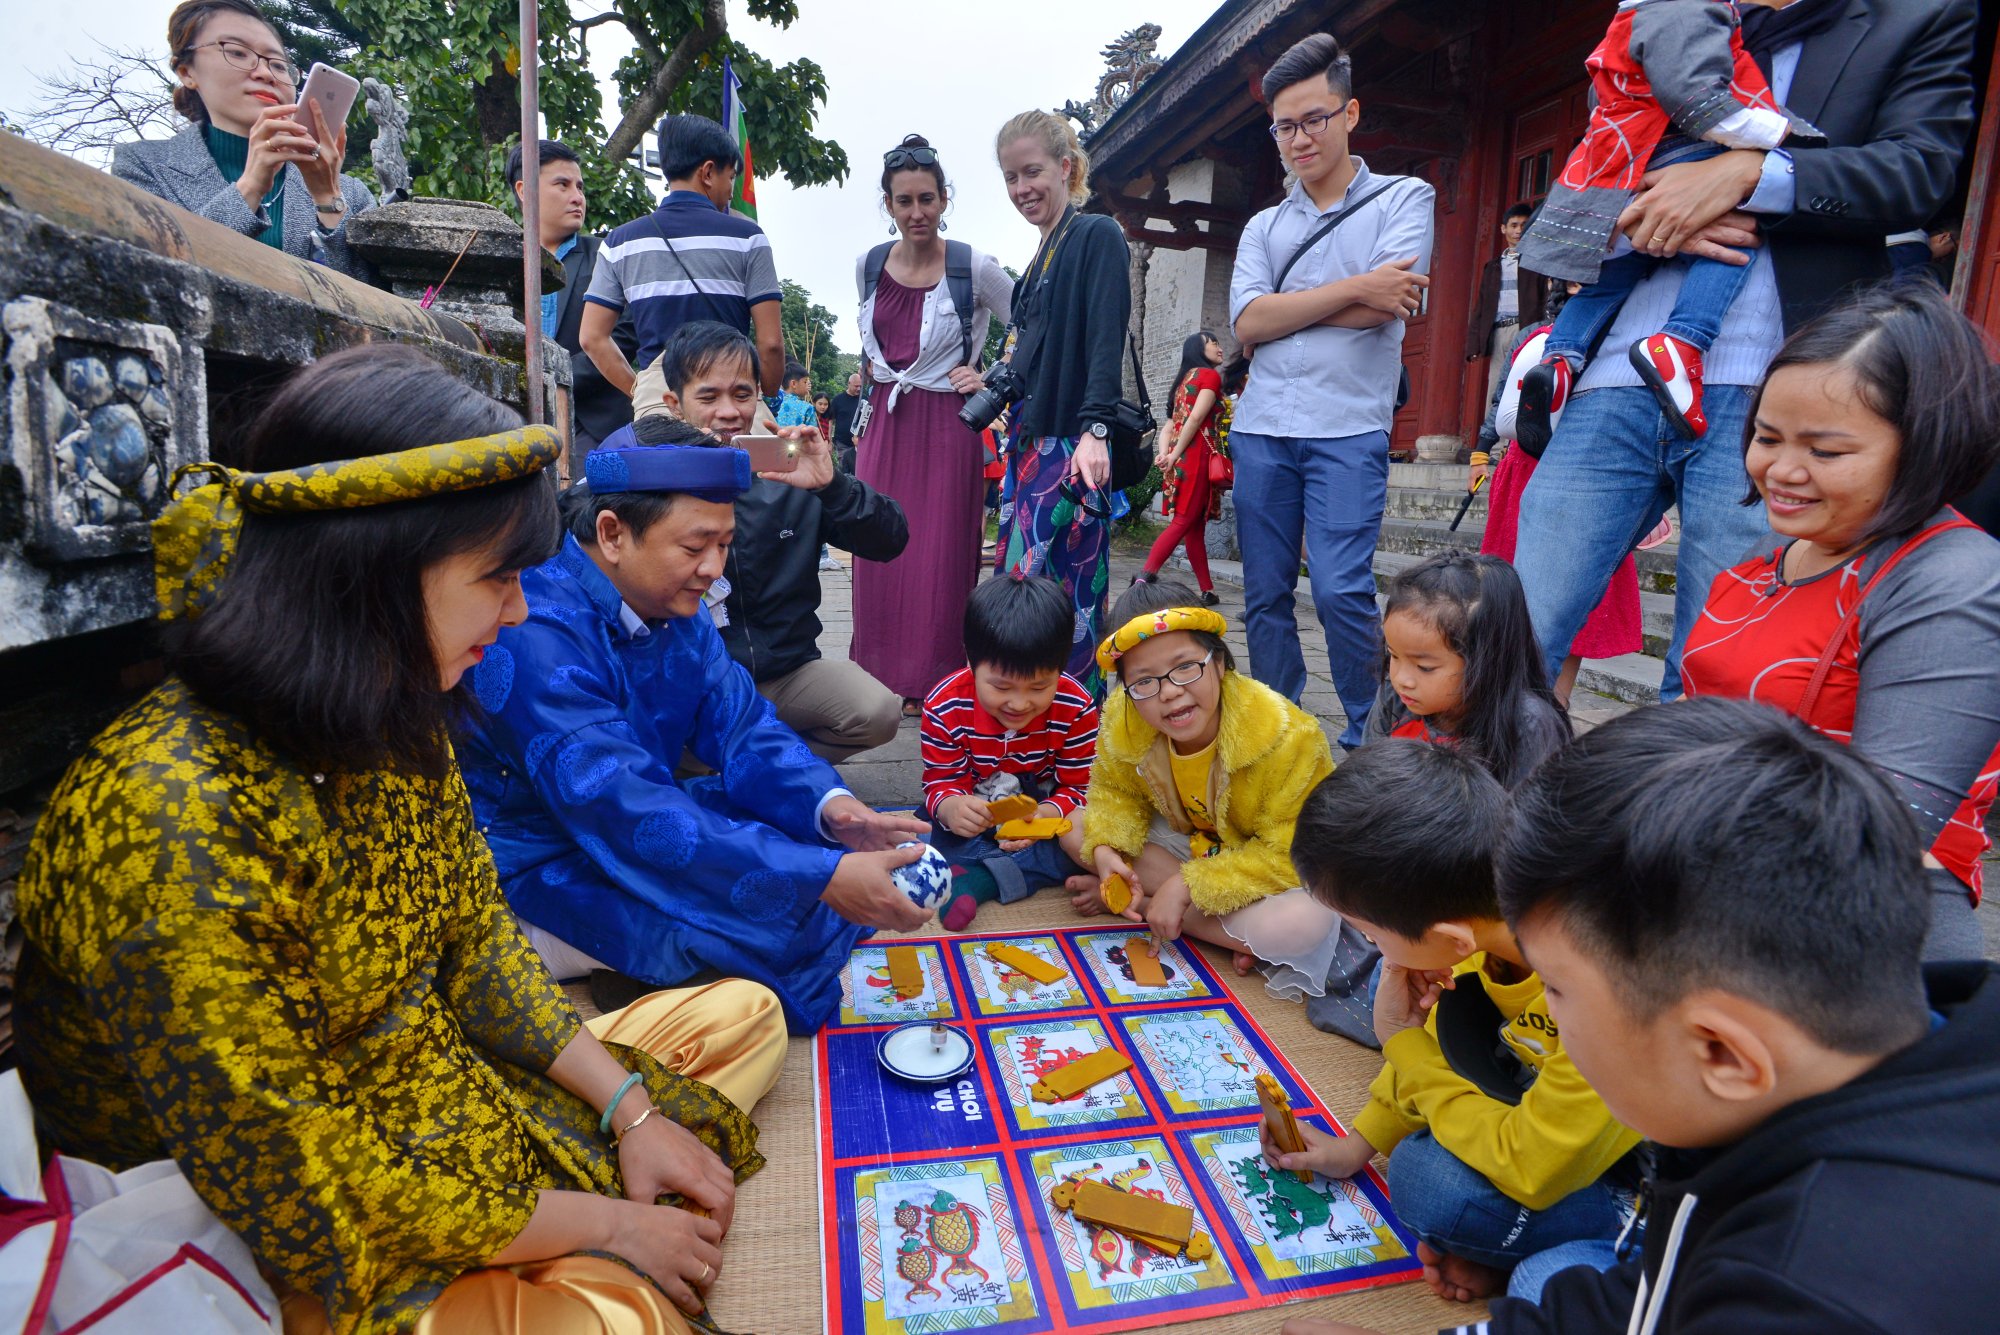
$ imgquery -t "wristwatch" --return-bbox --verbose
[1086,421,1110,440]
[313,196,348,226]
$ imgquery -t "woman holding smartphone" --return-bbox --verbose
[992,110,1132,695]
[115,0,375,277]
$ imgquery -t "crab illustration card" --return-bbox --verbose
[815,926,1422,1332]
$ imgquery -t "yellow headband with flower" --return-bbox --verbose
[1096,606,1229,675]
[152,424,561,622]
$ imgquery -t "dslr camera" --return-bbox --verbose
[958,362,1026,432]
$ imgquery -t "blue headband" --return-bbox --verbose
[584,436,752,504]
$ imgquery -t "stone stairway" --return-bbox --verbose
[1376,461,1670,703]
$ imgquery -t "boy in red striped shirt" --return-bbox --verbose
[923,574,1100,930]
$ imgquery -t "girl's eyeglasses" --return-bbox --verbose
[883,145,940,169]
[184,39,299,85]
[1125,651,1214,700]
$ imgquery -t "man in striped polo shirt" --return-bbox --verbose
[579,113,787,420]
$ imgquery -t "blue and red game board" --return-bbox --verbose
[814,925,1421,1333]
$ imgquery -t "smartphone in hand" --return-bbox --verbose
[298,62,361,131]
[731,433,800,474]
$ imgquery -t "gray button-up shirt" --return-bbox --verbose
[1228,158,1436,439]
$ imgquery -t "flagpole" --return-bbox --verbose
[519,0,544,425]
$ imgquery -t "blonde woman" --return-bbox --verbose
[992,110,1131,695]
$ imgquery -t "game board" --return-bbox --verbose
[816,926,1422,1333]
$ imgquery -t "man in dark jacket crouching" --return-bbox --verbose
[631,320,907,761]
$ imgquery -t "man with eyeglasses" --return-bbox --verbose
[115,0,375,279]
[1227,33,1435,749]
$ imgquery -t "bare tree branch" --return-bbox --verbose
[16,44,181,166]
[602,0,727,165]
[572,12,626,33]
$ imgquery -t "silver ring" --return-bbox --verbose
[697,1262,712,1285]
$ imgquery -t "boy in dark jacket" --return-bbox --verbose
[1280,696,2000,1335]
[636,320,909,761]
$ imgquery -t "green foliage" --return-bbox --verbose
[1122,462,1165,520]
[982,265,1021,368]
[779,277,847,392]
[332,0,846,224]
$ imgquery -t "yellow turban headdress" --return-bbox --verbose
[1095,606,1229,676]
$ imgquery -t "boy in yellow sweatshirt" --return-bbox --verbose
[1269,738,1641,1308]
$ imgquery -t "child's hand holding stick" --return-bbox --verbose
[1093,847,1147,923]
[936,794,994,839]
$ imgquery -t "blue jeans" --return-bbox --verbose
[1545,247,1757,364]
[928,824,1080,904]
[1231,429,1389,747]
[1513,384,1772,698]
[1386,1130,1631,1280]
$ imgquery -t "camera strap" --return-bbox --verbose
[1005,207,1080,374]
[647,216,738,328]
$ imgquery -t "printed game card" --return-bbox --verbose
[985,1017,1147,1133]
[1190,1124,1413,1284]
[1026,1137,1238,1316]
[1122,1007,1271,1113]
[839,944,953,1026]
[958,934,1087,1016]
[1075,929,1215,1005]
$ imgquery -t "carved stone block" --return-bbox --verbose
[4,297,203,563]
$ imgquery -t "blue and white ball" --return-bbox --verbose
[893,841,954,915]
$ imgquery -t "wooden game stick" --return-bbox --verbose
[1050,1179,1215,1261]
[995,815,1073,841]
[1030,1047,1133,1102]
[885,946,924,1000]
[1257,1073,1311,1183]
[987,942,1066,986]
[984,793,1039,824]
[1127,937,1169,989]
[1100,873,1132,915]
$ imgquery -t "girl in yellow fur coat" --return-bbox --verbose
[1083,579,1344,999]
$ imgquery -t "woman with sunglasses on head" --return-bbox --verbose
[991,110,1132,696]
[114,0,375,277]
[851,134,1015,715]
[15,344,786,1332]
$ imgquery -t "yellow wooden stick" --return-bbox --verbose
[1258,1073,1311,1183]
[987,942,1067,985]
[984,793,1039,823]
[1127,938,1168,988]
[1030,1047,1133,1102]
[1101,873,1132,914]
[1050,1179,1214,1260]
[996,816,1072,840]
[884,947,924,1000]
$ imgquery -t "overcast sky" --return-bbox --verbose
[1,0,1231,345]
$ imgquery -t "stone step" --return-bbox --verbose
[1576,652,1664,704]
[1376,518,1679,596]
[1388,461,1470,490]
[1385,486,1490,524]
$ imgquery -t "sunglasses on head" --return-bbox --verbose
[883,145,939,170]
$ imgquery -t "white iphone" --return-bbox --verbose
[298,62,361,134]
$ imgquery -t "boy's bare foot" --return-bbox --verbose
[1416,1241,1507,1303]
[1066,875,1105,916]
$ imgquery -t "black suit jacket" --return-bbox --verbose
[1763,0,1977,331]
[553,233,636,451]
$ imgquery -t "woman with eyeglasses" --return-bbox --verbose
[850,133,1015,715]
[992,110,1132,696]
[113,0,375,278]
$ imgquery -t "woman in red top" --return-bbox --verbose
[1135,331,1227,602]
[1681,284,2000,958]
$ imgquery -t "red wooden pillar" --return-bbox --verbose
[1954,41,2000,331]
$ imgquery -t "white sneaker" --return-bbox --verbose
[1495,328,1553,444]
[818,551,841,572]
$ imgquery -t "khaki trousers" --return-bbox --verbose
[756,657,902,763]
[631,354,671,421]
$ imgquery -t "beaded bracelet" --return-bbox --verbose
[600,1071,646,1135]
[615,1105,658,1145]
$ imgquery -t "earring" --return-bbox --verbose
[940,220,948,232]
[888,223,897,235]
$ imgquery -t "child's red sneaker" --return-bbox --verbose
[1631,333,1708,439]
[1514,355,1572,459]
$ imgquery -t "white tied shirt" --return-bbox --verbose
[854,244,1014,412]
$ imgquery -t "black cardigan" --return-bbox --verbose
[1010,211,1131,441]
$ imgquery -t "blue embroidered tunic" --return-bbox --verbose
[455,536,866,1031]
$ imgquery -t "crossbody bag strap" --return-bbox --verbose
[1272,181,1398,291]
[649,215,734,326]
[1794,514,1975,721]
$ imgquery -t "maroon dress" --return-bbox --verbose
[851,271,987,700]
